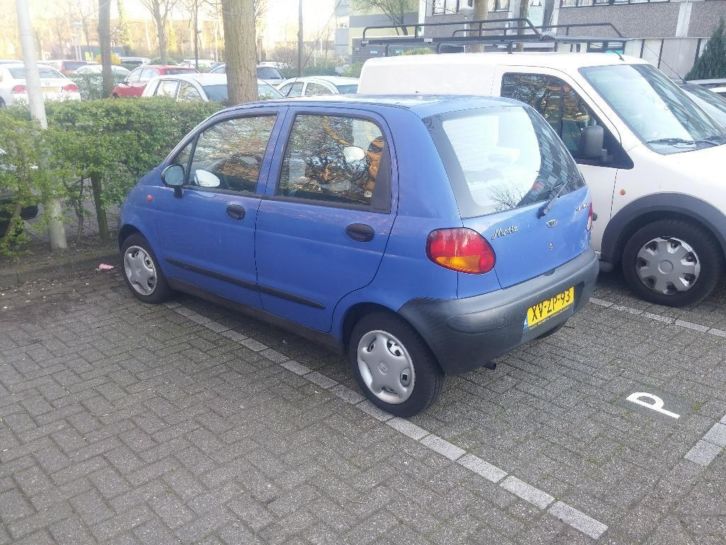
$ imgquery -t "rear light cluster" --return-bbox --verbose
[427,228,496,274]
[62,83,79,93]
[587,202,593,232]
[11,84,26,94]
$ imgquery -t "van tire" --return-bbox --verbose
[621,219,721,307]
[348,312,444,417]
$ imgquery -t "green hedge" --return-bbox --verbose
[0,98,221,253]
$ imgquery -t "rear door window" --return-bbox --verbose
[277,114,388,208]
[156,80,179,98]
[305,82,333,96]
[280,82,303,97]
[178,82,202,101]
[428,106,584,218]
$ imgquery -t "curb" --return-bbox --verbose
[0,250,120,289]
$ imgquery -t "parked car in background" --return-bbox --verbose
[360,53,726,307]
[111,65,198,98]
[43,59,91,76]
[0,190,38,238]
[209,63,285,84]
[141,73,282,102]
[0,60,20,65]
[118,95,598,416]
[0,63,80,107]
[680,83,726,127]
[179,59,218,71]
[119,56,151,71]
[277,76,358,97]
[688,78,726,98]
[74,64,131,78]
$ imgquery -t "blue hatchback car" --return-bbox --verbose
[119,96,598,416]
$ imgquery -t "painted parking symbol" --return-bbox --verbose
[619,387,690,423]
[626,392,680,419]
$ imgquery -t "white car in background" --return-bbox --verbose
[141,73,282,103]
[0,63,81,107]
[74,64,131,78]
[688,79,726,98]
[277,76,359,97]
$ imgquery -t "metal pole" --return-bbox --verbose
[297,0,303,76]
[15,0,67,251]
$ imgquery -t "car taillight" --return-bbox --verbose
[427,228,496,274]
[62,83,79,92]
[587,202,593,232]
[11,84,26,94]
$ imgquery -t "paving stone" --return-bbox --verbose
[280,360,311,376]
[548,501,608,540]
[458,453,508,483]
[702,423,726,448]
[684,440,722,466]
[500,476,554,510]
[386,418,429,441]
[419,434,466,461]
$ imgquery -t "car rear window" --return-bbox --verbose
[9,66,64,79]
[336,84,358,94]
[166,68,197,75]
[427,106,585,218]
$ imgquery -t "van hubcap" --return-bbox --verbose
[357,330,415,404]
[635,237,700,295]
[124,246,157,296]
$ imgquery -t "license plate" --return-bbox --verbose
[526,287,575,328]
[42,87,59,93]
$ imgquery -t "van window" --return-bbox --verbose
[428,106,585,218]
[501,73,623,165]
[581,64,725,155]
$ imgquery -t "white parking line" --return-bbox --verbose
[589,297,726,338]
[684,419,726,467]
[167,302,610,540]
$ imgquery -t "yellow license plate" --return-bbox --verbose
[526,287,575,328]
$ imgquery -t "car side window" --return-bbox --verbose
[277,114,387,207]
[178,82,202,102]
[140,68,157,81]
[282,82,303,97]
[156,80,179,98]
[189,115,277,194]
[501,72,622,165]
[127,68,141,82]
[305,83,332,96]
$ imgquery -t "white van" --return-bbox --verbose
[359,53,726,307]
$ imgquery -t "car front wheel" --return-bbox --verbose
[622,219,721,307]
[348,312,444,417]
[121,233,172,304]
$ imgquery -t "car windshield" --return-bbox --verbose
[335,84,358,94]
[581,64,725,154]
[681,85,726,127]
[9,66,64,79]
[258,82,282,99]
[257,67,281,79]
[429,105,585,218]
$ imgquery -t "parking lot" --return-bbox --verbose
[1,267,725,545]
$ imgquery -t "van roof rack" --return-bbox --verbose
[360,18,627,55]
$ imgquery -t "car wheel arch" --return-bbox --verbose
[602,194,726,267]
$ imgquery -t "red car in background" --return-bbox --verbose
[112,65,197,98]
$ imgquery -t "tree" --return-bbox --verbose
[221,0,257,104]
[352,0,416,36]
[140,0,178,63]
[687,19,726,80]
[98,0,113,99]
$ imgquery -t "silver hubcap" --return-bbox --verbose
[635,237,700,295]
[124,245,157,296]
[357,330,415,404]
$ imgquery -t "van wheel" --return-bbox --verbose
[121,234,172,304]
[622,219,721,307]
[349,312,444,417]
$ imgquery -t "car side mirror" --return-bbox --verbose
[580,125,605,160]
[161,164,185,197]
[194,169,221,188]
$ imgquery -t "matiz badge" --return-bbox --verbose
[491,225,519,239]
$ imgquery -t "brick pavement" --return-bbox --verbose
[0,270,724,544]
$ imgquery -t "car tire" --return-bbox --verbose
[120,233,172,304]
[348,312,444,417]
[621,219,722,307]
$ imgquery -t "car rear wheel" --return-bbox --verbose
[121,233,172,304]
[348,312,444,417]
[622,219,721,307]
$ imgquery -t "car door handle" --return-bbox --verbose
[226,204,246,220]
[346,223,374,242]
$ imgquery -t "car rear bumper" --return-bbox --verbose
[398,250,599,375]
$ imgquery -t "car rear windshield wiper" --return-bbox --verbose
[537,179,570,218]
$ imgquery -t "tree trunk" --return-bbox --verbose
[472,0,489,52]
[98,0,114,98]
[154,3,167,63]
[516,0,528,51]
[222,0,257,104]
[90,176,109,241]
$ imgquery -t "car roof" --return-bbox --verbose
[221,94,523,118]
[363,52,648,71]
[151,73,270,86]
[279,76,358,86]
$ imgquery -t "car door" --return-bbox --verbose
[255,107,396,332]
[151,109,285,308]
[498,69,632,252]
